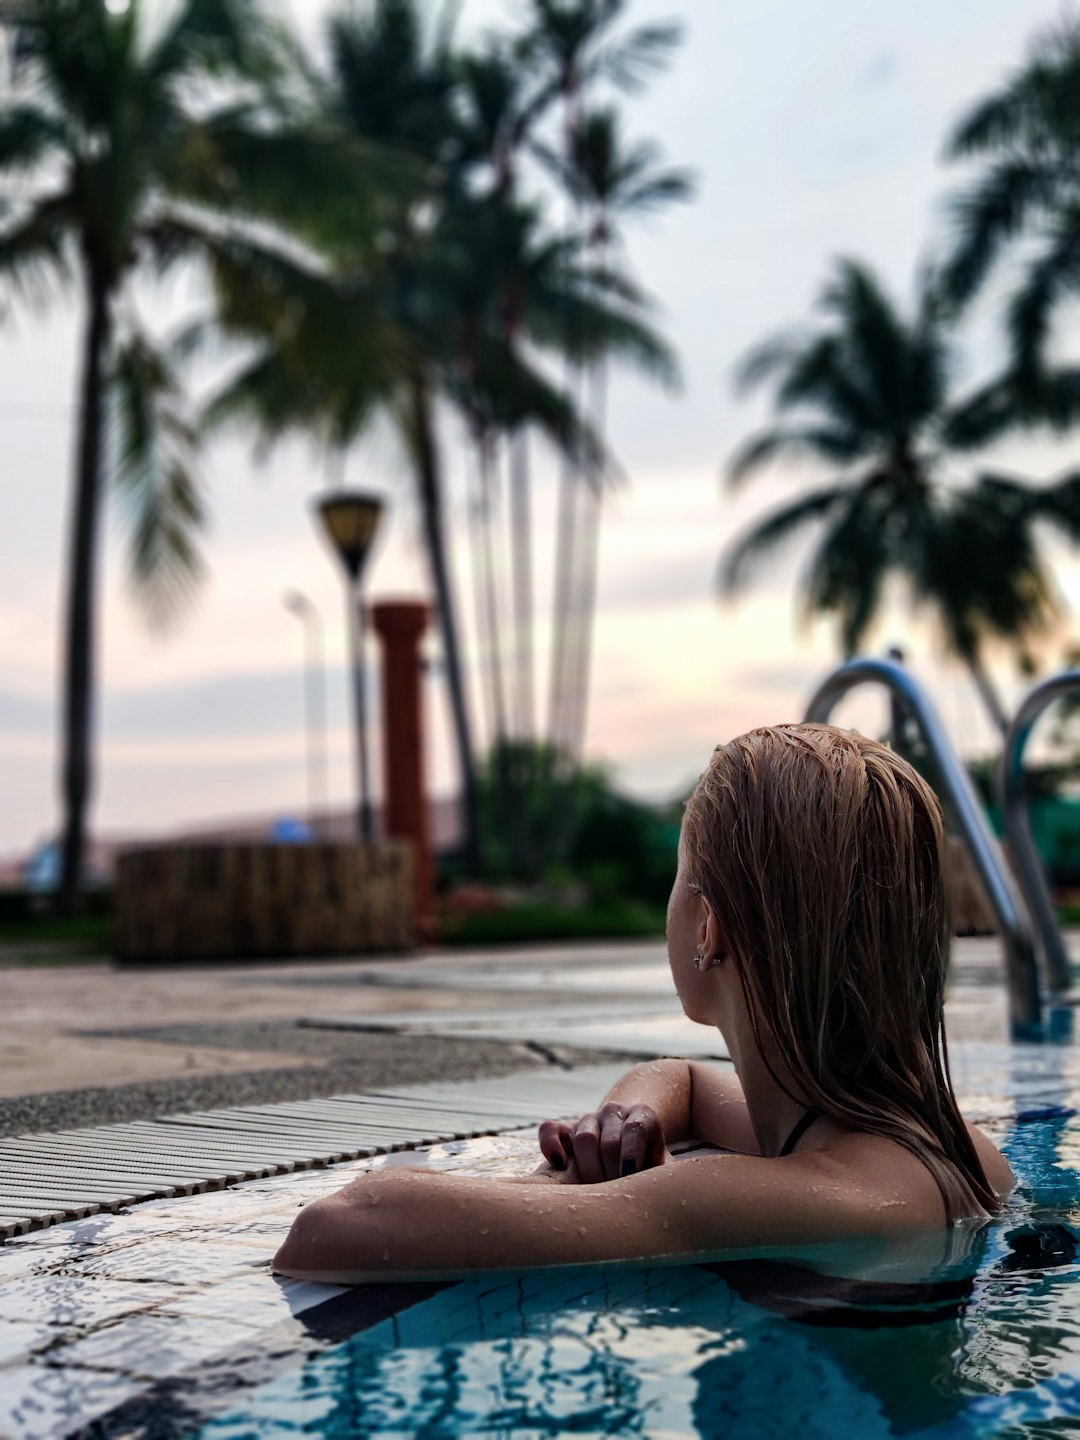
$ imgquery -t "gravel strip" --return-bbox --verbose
[0,1023,638,1138]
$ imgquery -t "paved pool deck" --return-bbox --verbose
[0,933,1043,1103]
[1,934,1078,1437]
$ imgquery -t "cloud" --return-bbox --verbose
[0,667,368,742]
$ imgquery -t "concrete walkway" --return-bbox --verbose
[0,943,658,1100]
[0,934,1053,1105]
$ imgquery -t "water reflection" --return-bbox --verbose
[122,1113,1080,1439]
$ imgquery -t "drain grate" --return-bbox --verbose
[0,1063,630,1239]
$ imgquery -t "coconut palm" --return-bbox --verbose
[202,1,680,873]
[518,1,684,122]
[517,0,683,764]
[721,259,1061,734]
[0,0,337,912]
[941,20,1080,429]
[543,106,692,766]
[454,47,546,760]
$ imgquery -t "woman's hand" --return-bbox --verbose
[538,1101,668,1183]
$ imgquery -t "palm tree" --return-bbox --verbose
[0,0,324,912]
[516,0,684,765]
[721,259,1060,734]
[545,106,692,766]
[941,20,1080,426]
[285,0,483,867]
[454,47,546,759]
[204,2,682,875]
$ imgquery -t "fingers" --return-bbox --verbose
[599,1103,626,1180]
[620,1104,663,1177]
[538,1119,574,1172]
[571,1111,605,1185]
[539,1103,667,1184]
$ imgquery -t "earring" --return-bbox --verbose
[693,953,706,971]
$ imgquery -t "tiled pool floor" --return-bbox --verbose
[1,937,1079,1438]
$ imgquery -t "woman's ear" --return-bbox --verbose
[697,895,725,969]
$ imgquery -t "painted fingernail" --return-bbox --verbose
[621,1158,637,1176]
[552,1155,566,1171]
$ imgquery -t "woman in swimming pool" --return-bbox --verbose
[273,724,1013,1283]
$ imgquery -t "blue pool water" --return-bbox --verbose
[84,1106,1080,1440]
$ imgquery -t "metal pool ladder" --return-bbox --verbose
[804,656,1044,1041]
[1000,670,1080,1001]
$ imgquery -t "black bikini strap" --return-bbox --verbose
[779,1105,821,1157]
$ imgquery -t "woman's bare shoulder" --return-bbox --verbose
[964,1120,1015,1198]
[821,1116,1014,1223]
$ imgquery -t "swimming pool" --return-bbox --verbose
[79,1105,1080,1440]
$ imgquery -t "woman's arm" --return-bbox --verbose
[537,1060,760,1180]
[598,1059,758,1151]
[273,1143,930,1285]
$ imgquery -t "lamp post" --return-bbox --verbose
[313,491,384,842]
[283,590,329,836]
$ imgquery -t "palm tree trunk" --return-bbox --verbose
[964,651,1010,737]
[547,430,580,759]
[509,427,534,744]
[546,87,586,768]
[476,433,515,862]
[57,274,113,916]
[478,434,510,749]
[507,427,536,875]
[566,353,607,764]
[466,449,497,755]
[409,374,481,872]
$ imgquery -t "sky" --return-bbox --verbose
[4,0,1080,857]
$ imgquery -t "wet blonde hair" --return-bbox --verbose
[682,722,998,1222]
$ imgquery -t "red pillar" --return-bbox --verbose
[371,600,434,939]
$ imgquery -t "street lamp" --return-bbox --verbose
[313,491,385,842]
[283,590,329,837]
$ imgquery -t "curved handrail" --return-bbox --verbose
[1000,671,1080,996]
[804,657,1043,1041]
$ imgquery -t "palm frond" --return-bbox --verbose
[109,325,206,630]
[551,294,678,386]
[192,233,404,453]
[799,486,891,653]
[773,334,884,436]
[1023,468,1080,544]
[179,110,416,257]
[947,91,1031,160]
[1031,368,1080,430]
[942,374,1020,449]
[0,190,75,311]
[149,0,289,90]
[917,486,1060,658]
[454,331,610,480]
[733,331,805,395]
[616,168,695,215]
[821,259,910,423]
[719,484,848,595]
[726,425,868,488]
[947,360,1080,444]
[905,273,954,422]
[566,107,694,219]
[597,20,684,94]
[324,0,458,160]
[1006,207,1080,374]
[940,160,1060,307]
[946,24,1080,161]
[0,102,70,171]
